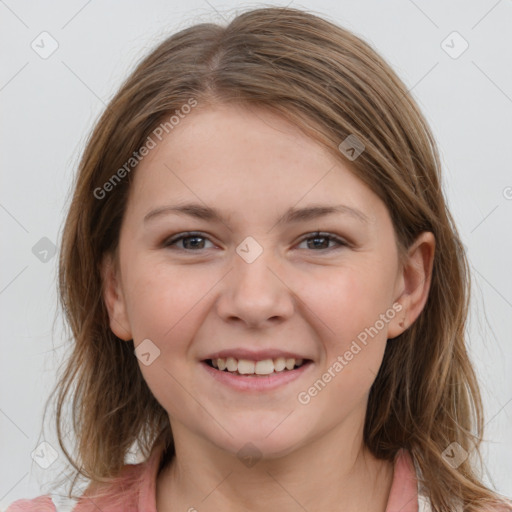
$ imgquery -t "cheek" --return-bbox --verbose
[123,260,213,342]
[123,263,213,417]
[308,263,392,339]
[306,264,393,387]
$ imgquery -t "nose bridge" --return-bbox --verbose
[216,237,294,327]
[236,246,277,293]
[234,239,282,303]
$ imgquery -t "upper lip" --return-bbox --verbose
[202,348,311,362]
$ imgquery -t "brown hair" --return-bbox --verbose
[46,6,510,510]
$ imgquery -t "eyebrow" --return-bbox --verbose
[143,202,370,227]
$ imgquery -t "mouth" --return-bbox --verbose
[200,356,314,392]
[203,356,312,376]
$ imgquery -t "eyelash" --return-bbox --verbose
[162,231,349,252]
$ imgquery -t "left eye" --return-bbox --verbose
[297,232,348,251]
[162,232,347,251]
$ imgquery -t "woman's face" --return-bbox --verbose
[103,103,420,459]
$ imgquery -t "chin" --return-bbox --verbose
[206,421,308,462]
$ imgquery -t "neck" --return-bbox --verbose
[156,422,394,512]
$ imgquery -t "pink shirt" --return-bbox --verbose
[0,447,458,511]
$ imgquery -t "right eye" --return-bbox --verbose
[162,232,216,251]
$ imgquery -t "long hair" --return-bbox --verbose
[47,6,509,510]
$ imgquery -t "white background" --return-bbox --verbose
[1,0,511,508]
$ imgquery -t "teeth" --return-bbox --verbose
[255,359,274,375]
[238,359,255,374]
[226,357,237,372]
[211,356,306,375]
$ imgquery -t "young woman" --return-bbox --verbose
[7,6,511,512]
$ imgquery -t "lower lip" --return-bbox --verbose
[200,360,313,392]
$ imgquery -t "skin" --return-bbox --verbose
[102,103,435,512]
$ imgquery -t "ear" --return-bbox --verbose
[387,231,435,339]
[100,251,132,341]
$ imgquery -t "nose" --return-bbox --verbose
[215,246,295,329]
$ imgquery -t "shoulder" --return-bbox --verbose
[4,461,146,512]
[5,495,57,511]
[73,461,148,512]
[4,457,154,512]
[6,444,165,512]
[397,450,512,512]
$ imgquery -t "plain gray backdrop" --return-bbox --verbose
[1,0,511,508]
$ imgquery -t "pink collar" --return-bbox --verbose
[385,449,420,512]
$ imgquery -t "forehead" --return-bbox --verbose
[125,104,382,226]
[141,103,330,172]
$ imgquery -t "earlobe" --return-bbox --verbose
[387,298,409,340]
[100,252,132,341]
[387,232,435,340]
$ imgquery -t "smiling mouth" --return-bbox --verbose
[204,357,312,376]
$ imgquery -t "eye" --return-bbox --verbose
[162,231,348,252]
[162,232,215,251]
[296,232,348,251]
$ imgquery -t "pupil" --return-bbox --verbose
[184,236,204,249]
[309,236,327,249]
